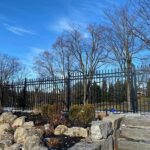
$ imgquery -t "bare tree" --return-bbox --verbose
[53,35,75,78]
[0,53,22,108]
[33,51,56,78]
[15,65,31,82]
[0,53,21,83]
[105,5,146,110]
[132,0,150,49]
[62,25,109,104]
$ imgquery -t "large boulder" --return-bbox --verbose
[0,123,11,133]
[0,132,14,142]
[54,125,68,135]
[101,135,113,150]
[29,127,44,137]
[120,126,150,142]
[5,143,21,150]
[0,139,12,148]
[64,127,88,138]
[14,126,44,144]
[31,146,47,150]
[91,121,112,140]
[103,114,124,130]
[12,116,25,128]
[118,138,150,150]
[23,135,40,150]
[14,127,29,144]
[0,112,17,124]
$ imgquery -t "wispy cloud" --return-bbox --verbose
[30,47,46,55]
[3,23,36,36]
[50,18,73,33]
[20,47,46,68]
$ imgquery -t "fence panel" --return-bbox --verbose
[0,66,150,113]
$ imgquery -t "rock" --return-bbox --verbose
[54,125,68,135]
[32,108,41,115]
[23,135,40,150]
[121,116,150,127]
[91,121,112,140]
[14,126,44,144]
[95,112,107,120]
[103,114,124,130]
[0,132,14,142]
[23,121,34,127]
[31,146,47,150]
[118,138,150,150]
[0,143,4,150]
[0,112,17,124]
[120,126,150,142]
[101,135,113,150]
[12,116,25,128]
[64,127,88,138]
[29,127,44,137]
[14,127,29,144]
[68,140,101,150]
[5,143,21,150]
[0,139,12,147]
[44,124,50,130]
[0,123,11,133]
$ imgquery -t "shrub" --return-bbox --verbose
[40,104,49,117]
[69,105,81,122]
[78,104,95,125]
[40,104,63,119]
[69,104,95,126]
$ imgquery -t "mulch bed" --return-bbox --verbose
[12,112,83,149]
[42,135,82,150]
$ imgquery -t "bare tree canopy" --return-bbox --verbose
[105,4,147,69]
[62,24,109,75]
[132,0,150,49]
[33,51,56,78]
[104,4,148,110]
[53,35,76,77]
[33,25,109,103]
[58,25,109,103]
[0,53,22,83]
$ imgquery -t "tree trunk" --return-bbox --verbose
[126,78,131,111]
[83,78,87,105]
[126,61,132,111]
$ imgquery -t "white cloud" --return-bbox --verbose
[30,47,46,55]
[21,47,46,64]
[3,23,36,35]
[49,18,74,33]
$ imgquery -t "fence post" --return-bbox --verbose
[0,83,3,109]
[23,78,27,111]
[131,65,138,113]
[67,72,71,111]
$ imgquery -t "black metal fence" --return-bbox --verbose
[0,65,150,113]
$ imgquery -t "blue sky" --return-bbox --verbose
[0,0,126,73]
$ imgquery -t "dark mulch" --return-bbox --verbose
[13,112,49,125]
[12,112,83,149]
[42,135,82,150]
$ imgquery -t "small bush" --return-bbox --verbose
[69,105,81,122]
[78,104,95,125]
[40,104,63,119]
[69,104,95,126]
[40,104,49,117]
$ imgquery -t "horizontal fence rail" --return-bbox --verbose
[0,65,150,113]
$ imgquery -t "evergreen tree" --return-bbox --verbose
[102,79,108,101]
[108,83,114,102]
[146,80,150,97]
[89,81,102,103]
